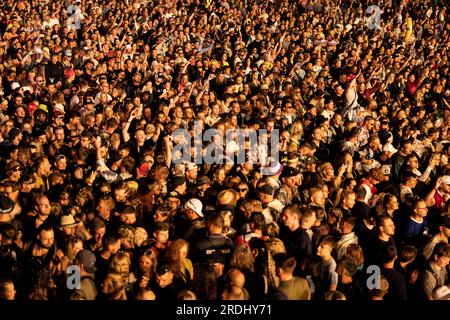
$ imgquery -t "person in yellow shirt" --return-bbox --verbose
[34,156,52,192]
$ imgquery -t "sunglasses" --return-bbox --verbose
[238,188,248,192]
[11,167,21,172]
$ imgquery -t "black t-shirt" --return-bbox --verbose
[336,278,366,301]
[352,201,370,222]
[381,267,408,301]
[94,253,111,288]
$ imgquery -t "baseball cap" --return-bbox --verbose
[383,143,398,154]
[167,191,180,199]
[196,175,211,186]
[171,176,186,188]
[185,198,203,217]
[65,69,75,78]
[63,49,72,57]
[281,166,299,178]
[27,102,38,113]
[11,82,20,91]
[76,250,97,274]
[263,161,283,176]
[0,194,13,215]
[156,262,172,276]
[137,162,150,177]
[39,104,48,113]
[185,162,198,171]
[258,184,275,196]
[381,165,391,176]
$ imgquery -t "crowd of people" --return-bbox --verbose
[0,0,449,301]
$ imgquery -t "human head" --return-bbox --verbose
[155,262,174,289]
[274,253,296,279]
[300,208,316,229]
[135,288,156,300]
[412,199,428,218]
[376,215,395,237]
[317,236,334,258]
[103,233,122,254]
[281,204,301,231]
[431,242,450,268]
[153,221,169,245]
[0,279,16,300]
[37,225,54,249]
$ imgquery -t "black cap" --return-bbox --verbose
[439,215,450,229]
[156,262,172,276]
[306,157,318,165]
[281,166,299,178]
[0,194,13,215]
[167,191,180,199]
[324,95,334,105]
[258,184,275,196]
[196,175,211,186]
[171,176,186,188]
[76,250,97,274]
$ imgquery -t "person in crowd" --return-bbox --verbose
[0,0,448,301]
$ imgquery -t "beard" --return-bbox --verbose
[40,241,54,249]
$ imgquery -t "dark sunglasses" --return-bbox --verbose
[238,188,248,192]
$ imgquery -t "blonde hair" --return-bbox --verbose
[118,225,135,249]
[166,239,189,277]
[345,244,364,266]
[139,251,157,277]
[177,290,197,300]
[110,252,131,283]
[325,290,347,300]
[266,238,286,256]
[66,238,83,263]
[103,273,127,300]
[230,245,255,272]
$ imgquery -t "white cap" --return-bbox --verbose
[383,143,398,154]
[441,175,450,185]
[262,160,283,176]
[185,198,203,217]
[185,162,198,171]
[381,165,391,176]
[11,82,20,90]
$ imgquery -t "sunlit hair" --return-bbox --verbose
[230,244,255,272]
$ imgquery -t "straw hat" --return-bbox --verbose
[217,189,239,206]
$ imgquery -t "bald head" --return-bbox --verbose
[227,268,245,288]
[222,284,245,300]
[135,288,156,300]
